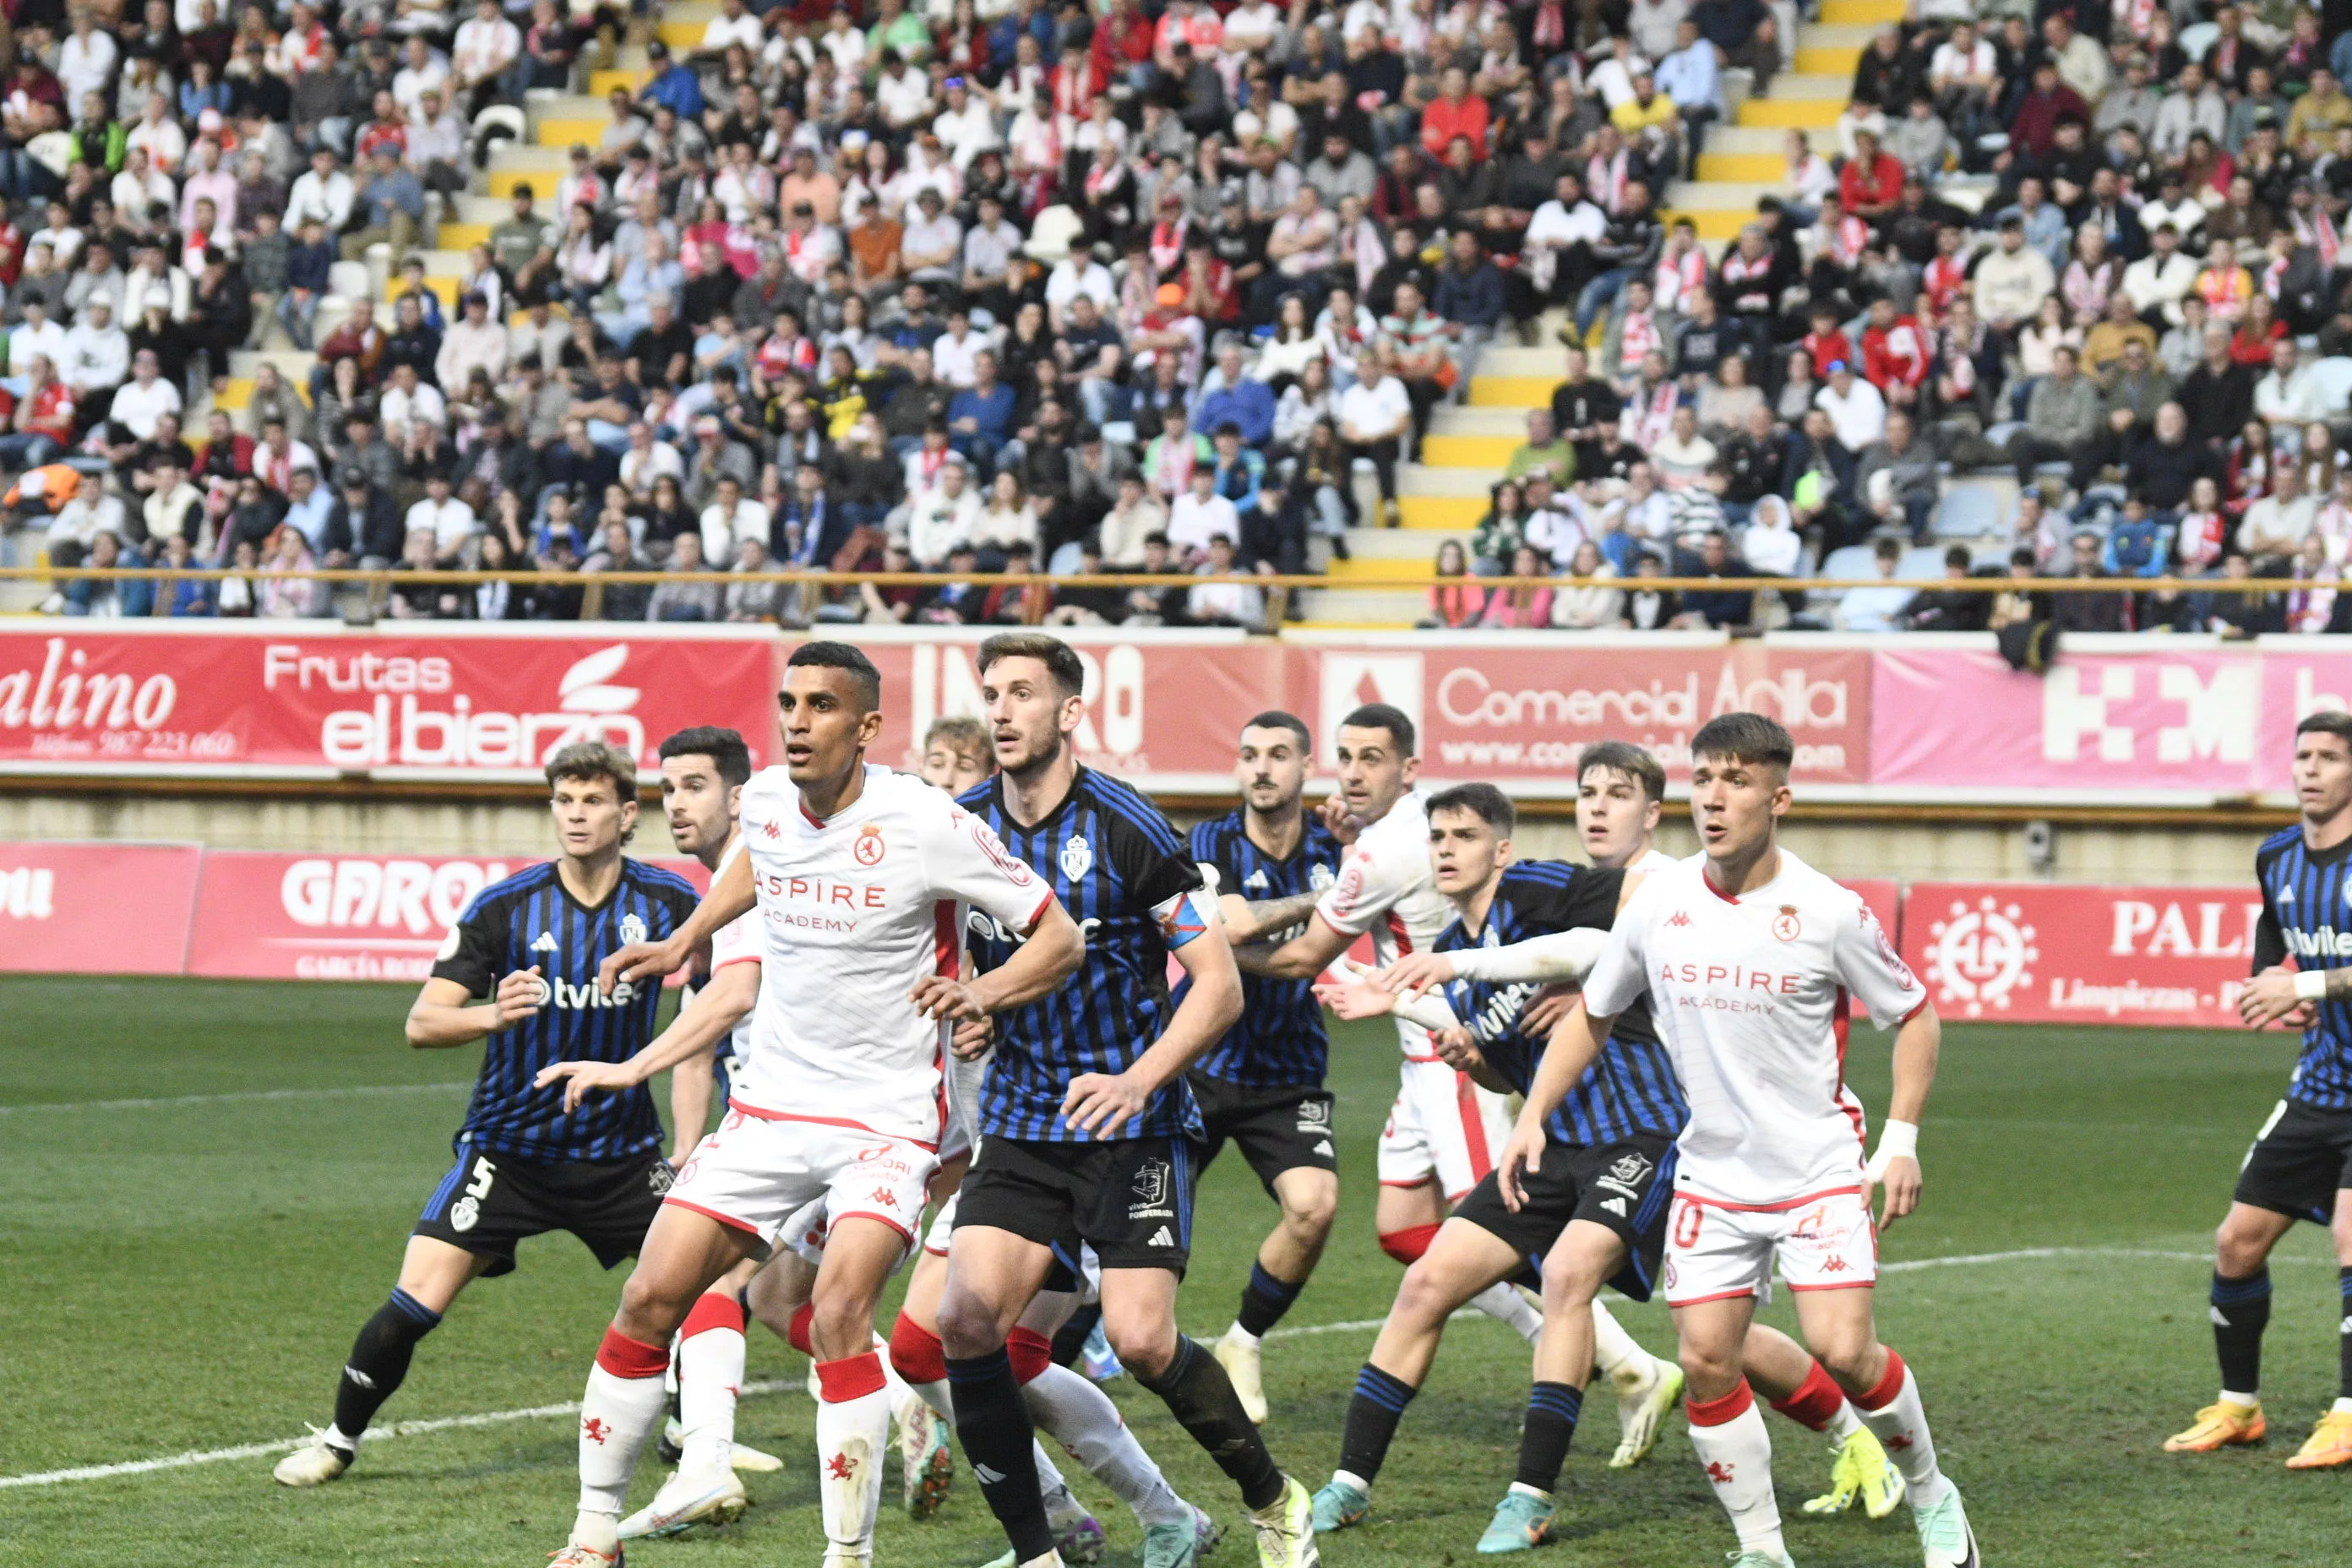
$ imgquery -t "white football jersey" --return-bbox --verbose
[732,765,1054,1146]
[705,836,760,1075]
[1315,787,1454,1060]
[1582,847,1926,1206]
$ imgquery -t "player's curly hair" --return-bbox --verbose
[545,739,640,844]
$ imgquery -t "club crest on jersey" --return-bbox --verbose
[619,913,647,945]
[1772,906,1801,941]
[1129,1158,1174,1218]
[853,824,886,866]
[1059,833,1093,879]
[1295,1099,1333,1131]
[1596,1152,1652,1200]
[449,1196,479,1231]
[646,1162,674,1196]
[1309,862,1336,891]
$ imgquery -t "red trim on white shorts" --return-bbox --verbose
[1455,1071,1494,1181]
[662,1195,765,1239]
[1378,1177,1433,1189]
[1787,1280,1877,1292]
[724,1100,942,1152]
[1674,1184,1865,1213]
[1665,1286,1758,1307]
[1402,1052,1445,1064]
[829,1209,917,1250]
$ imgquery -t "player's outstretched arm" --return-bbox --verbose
[1430,1026,1513,1096]
[1220,890,1326,947]
[406,970,543,1048]
[1496,999,1612,1211]
[536,958,761,1115]
[1870,1001,1941,1228]
[1236,909,1355,979]
[911,896,1085,1022]
[598,847,756,994]
[1063,909,1243,1138]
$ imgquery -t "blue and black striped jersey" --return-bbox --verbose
[960,766,1207,1142]
[1437,860,1686,1146]
[433,858,700,1162]
[2255,826,2352,1110]
[1184,809,1344,1088]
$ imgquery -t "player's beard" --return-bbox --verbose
[1004,723,1064,782]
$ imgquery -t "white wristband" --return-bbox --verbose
[2295,970,2328,1001]
[1865,1119,1919,1183]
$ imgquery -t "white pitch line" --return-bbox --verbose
[3,1245,2325,1493]
[0,1083,471,1115]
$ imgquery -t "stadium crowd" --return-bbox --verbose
[0,0,2347,634]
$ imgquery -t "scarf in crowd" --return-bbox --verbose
[1587,148,1629,213]
[1653,243,1707,314]
[2294,205,2341,271]
[1616,306,1659,373]
[1630,378,1677,449]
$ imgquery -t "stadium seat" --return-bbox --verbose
[1932,485,2004,540]
[2311,357,2352,411]
[1897,546,1948,580]
[2179,22,2219,62]
[1820,543,1878,580]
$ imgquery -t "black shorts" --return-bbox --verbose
[2234,1097,2352,1225]
[413,1146,672,1277]
[956,1134,1200,1275]
[1190,1072,1338,1194]
[1450,1131,1678,1303]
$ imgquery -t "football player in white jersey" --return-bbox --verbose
[1383,740,1903,1516]
[1240,709,1683,1480]
[537,642,1086,1568]
[1497,714,1979,1568]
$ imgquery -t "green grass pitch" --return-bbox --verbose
[5,974,2347,1565]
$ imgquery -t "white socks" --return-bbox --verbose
[814,1352,892,1560]
[1854,1352,1949,1507]
[1688,1380,1783,1560]
[1589,1299,1652,1389]
[676,1298,747,1475]
[574,1330,672,1550]
[1021,1360,1193,1527]
[1471,1281,1544,1343]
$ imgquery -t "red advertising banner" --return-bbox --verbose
[185,852,711,983]
[0,840,203,974]
[0,625,782,781]
[1899,880,2266,1030]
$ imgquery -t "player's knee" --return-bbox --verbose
[614,1271,689,1343]
[934,1288,1003,1359]
[1390,1259,1459,1329]
[1280,1182,1339,1244]
[1538,1250,1603,1312]
[808,1289,879,1363]
[1102,1311,1175,1380]
[1813,1333,1885,1395]
[2214,1216,2273,1277]
[1677,1337,1743,1391]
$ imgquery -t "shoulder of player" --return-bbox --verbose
[465,860,560,919]
[1190,809,1244,858]
[2258,825,2302,869]
[1078,767,1185,851]
[621,857,701,901]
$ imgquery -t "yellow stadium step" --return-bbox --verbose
[1660,209,1751,240]
[384,275,460,307]
[536,118,604,150]
[657,19,705,49]
[488,169,564,199]
[1696,152,1783,182]
[1794,46,1863,75]
[589,68,650,95]
[1399,493,1489,530]
[1326,555,1439,581]
[1820,0,1904,21]
[214,378,313,411]
[437,222,491,253]
[1467,375,1557,408]
[1419,433,1517,467]
[1738,97,1846,128]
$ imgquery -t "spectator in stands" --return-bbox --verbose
[2007,346,2102,488]
[1838,537,1913,633]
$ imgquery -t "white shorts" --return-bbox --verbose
[1376,1056,1514,1203]
[1661,1186,1879,1308]
[923,1190,957,1257]
[667,1107,940,1260]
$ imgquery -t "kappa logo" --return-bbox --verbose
[531,931,558,952]
[619,913,647,945]
[1772,905,1801,942]
[1667,910,1692,927]
[853,824,886,867]
[1923,895,2039,1019]
[1147,1225,1175,1248]
[1059,833,1094,879]
[1819,1255,1849,1273]
[871,1187,901,1208]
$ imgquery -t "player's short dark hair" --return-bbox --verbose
[657,726,751,787]
[977,631,1086,699]
[1578,740,1665,803]
[1428,781,1515,836]
[923,714,990,759]
[1240,710,1311,749]
[545,740,639,841]
[1339,701,1416,757]
[1691,712,1795,773]
[785,640,882,711]
[2295,710,2352,749]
